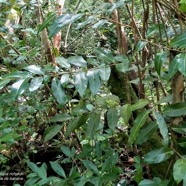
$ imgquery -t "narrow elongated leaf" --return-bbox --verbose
[130,99,149,111]
[25,65,44,75]
[50,113,71,122]
[11,78,29,99]
[167,55,179,80]
[94,48,115,63]
[76,16,96,29]
[139,180,156,186]
[68,56,87,68]
[51,78,67,105]
[170,31,186,49]
[107,108,119,130]
[173,158,186,184]
[44,125,63,142]
[3,71,31,79]
[82,160,99,174]
[177,53,186,76]
[56,57,71,69]
[49,13,83,38]
[86,112,100,139]
[120,104,132,124]
[163,102,186,117]
[92,19,108,28]
[144,147,174,164]
[61,146,74,158]
[154,52,168,75]
[134,41,148,53]
[136,121,158,145]
[65,113,90,137]
[87,69,101,95]
[50,161,66,178]
[74,72,88,97]
[38,163,47,179]
[153,112,169,146]
[29,77,43,92]
[98,65,111,81]
[128,110,150,145]
[27,161,40,174]
[0,79,10,89]
[146,24,160,38]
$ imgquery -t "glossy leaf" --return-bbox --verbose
[176,53,186,76]
[170,31,186,49]
[86,112,100,139]
[49,13,83,38]
[144,147,174,164]
[44,125,63,142]
[128,110,150,145]
[98,65,111,81]
[0,79,10,89]
[60,74,70,85]
[50,161,66,178]
[134,41,148,53]
[56,57,71,69]
[50,113,71,122]
[94,48,115,64]
[163,102,186,117]
[76,15,96,29]
[87,69,101,95]
[139,179,156,186]
[25,65,44,75]
[65,113,90,137]
[130,99,149,111]
[3,71,31,79]
[82,160,99,174]
[154,52,168,75]
[61,146,75,158]
[136,121,158,145]
[51,78,67,105]
[92,19,108,28]
[146,24,160,38]
[11,78,29,99]
[153,112,169,146]
[74,72,88,97]
[173,158,186,184]
[115,55,130,73]
[120,104,132,124]
[68,56,87,68]
[167,55,179,80]
[29,77,43,92]
[107,108,119,130]
[172,123,186,134]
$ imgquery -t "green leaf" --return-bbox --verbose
[92,19,108,29]
[50,113,71,122]
[44,125,63,142]
[146,24,160,38]
[29,77,43,92]
[61,146,73,158]
[98,65,111,81]
[139,179,156,186]
[172,123,186,134]
[154,52,168,76]
[49,13,83,38]
[87,69,101,95]
[120,104,132,124]
[76,15,96,29]
[86,112,100,139]
[177,53,186,76]
[38,163,47,179]
[25,65,44,75]
[163,102,186,117]
[0,79,10,89]
[170,32,186,49]
[37,13,56,34]
[56,57,71,69]
[173,158,186,184]
[130,99,149,111]
[94,48,115,64]
[11,78,29,99]
[65,113,90,137]
[107,108,119,130]
[51,78,67,105]
[136,121,158,145]
[167,55,179,80]
[144,147,174,164]
[50,161,66,178]
[74,72,88,97]
[68,56,87,68]
[27,161,40,174]
[60,74,70,85]
[3,71,31,79]
[153,112,169,146]
[82,160,99,174]
[134,41,148,53]
[128,110,150,145]
[115,55,130,73]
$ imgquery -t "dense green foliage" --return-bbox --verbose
[1,0,186,185]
